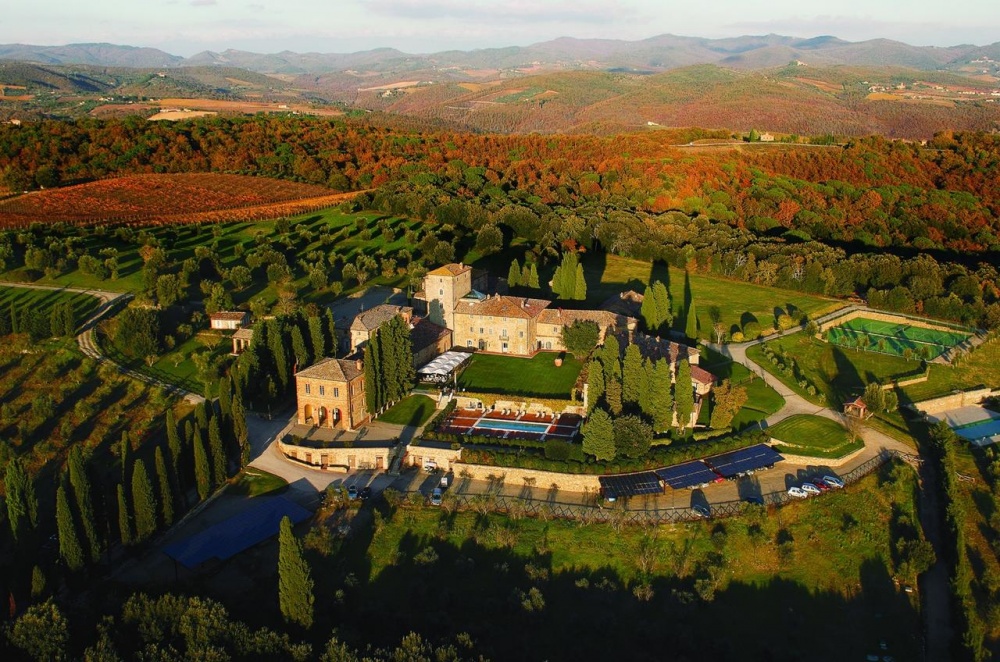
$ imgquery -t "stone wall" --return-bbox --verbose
[769,443,867,467]
[912,388,999,415]
[404,445,463,471]
[452,462,603,493]
[277,439,389,472]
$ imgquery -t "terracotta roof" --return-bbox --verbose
[209,311,249,322]
[453,294,550,320]
[631,332,700,364]
[427,263,472,277]
[350,304,412,332]
[691,365,716,386]
[295,357,363,382]
[410,316,451,351]
[233,327,254,340]
[537,308,633,329]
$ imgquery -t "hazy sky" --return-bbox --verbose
[4,0,998,55]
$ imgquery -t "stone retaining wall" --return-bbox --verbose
[770,443,868,468]
[912,388,999,415]
[277,439,390,472]
[453,462,603,492]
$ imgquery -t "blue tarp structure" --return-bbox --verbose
[599,472,662,499]
[704,444,784,479]
[655,461,721,489]
[164,496,311,569]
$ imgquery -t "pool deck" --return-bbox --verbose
[441,407,582,441]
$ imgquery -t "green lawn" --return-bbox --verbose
[585,254,844,341]
[701,345,785,430]
[321,462,923,661]
[0,286,100,329]
[229,469,288,497]
[458,352,584,398]
[767,414,863,458]
[378,395,438,427]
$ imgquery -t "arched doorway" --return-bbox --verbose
[318,406,328,426]
[303,403,313,424]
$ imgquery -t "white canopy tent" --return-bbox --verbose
[417,351,473,383]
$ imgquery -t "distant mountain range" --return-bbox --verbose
[2,34,1000,75]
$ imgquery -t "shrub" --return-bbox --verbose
[544,440,574,461]
[731,331,745,342]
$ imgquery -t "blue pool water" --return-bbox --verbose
[955,418,1000,441]
[475,419,551,433]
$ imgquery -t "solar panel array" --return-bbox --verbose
[704,444,784,479]
[655,461,721,489]
[599,472,662,499]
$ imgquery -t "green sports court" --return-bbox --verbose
[826,316,971,360]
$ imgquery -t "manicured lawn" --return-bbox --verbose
[458,352,583,398]
[767,414,862,458]
[701,345,785,430]
[378,395,438,427]
[230,468,288,497]
[585,254,844,341]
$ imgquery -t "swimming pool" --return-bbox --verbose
[475,419,551,433]
[955,418,1000,441]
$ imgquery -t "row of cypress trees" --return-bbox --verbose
[363,315,415,414]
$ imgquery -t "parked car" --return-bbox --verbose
[787,486,808,498]
[359,486,372,500]
[347,485,358,500]
[822,475,845,489]
[743,495,765,506]
[430,487,443,506]
[423,461,438,472]
[691,504,711,518]
[810,480,830,492]
[800,482,821,495]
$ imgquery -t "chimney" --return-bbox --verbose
[355,359,362,371]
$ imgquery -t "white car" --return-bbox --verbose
[800,482,821,495]
[822,475,845,489]
[787,486,808,498]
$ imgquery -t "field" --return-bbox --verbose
[827,316,971,360]
[0,173,356,227]
[458,352,584,399]
[586,253,843,341]
[297,462,925,661]
[767,414,863,458]
[377,395,438,427]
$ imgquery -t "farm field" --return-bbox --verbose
[767,414,863,459]
[0,173,355,227]
[0,285,100,328]
[458,352,584,399]
[586,254,844,341]
[303,462,925,661]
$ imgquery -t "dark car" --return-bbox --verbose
[347,485,359,500]
[360,486,372,500]
[692,504,711,518]
[743,495,765,506]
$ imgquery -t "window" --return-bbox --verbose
[519,331,524,338]
[319,385,325,396]
[334,387,340,398]
[470,326,474,332]
[479,327,484,334]
[305,383,311,394]
[467,340,473,347]
[545,342,552,349]
[439,289,444,296]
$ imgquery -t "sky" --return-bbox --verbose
[3,0,998,56]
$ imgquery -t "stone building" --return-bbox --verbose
[294,358,368,431]
[348,304,413,354]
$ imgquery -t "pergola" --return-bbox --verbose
[417,351,473,384]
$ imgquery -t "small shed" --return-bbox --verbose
[232,327,254,355]
[210,311,250,331]
[844,396,870,419]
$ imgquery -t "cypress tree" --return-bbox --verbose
[195,402,208,431]
[4,457,37,542]
[117,483,132,546]
[637,358,654,416]
[528,262,539,288]
[675,359,695,431]
[574,262,587,301]
[232,378,250,467]
[209,416,227,486]
[49,305,62,338]
[586,360,605,412]
[131,460,156,542]
[622,344,644,406]
[308,315,325,363]
[640,283,658,332]
[581,408,615,461]
[278,515,315,628]
[56,482,85,571]
[521,263,531,286]
[363,333,382,414]
[184,419,194,448]
[605,378,623,416]
[650,359,675,431]
[685,300,699,341]
[120,431,131,483]
[507,259,521,287]
[652,281,672,330]
[217,377,233,427]
[63,302,75,337]
[67,447,100,562]
[600,335,621,382]
[323,308,337,357]
[10,301,19,333]
[154,447,174,527]
[290,326,310,370]
[193,427,211,501]
[165,409,181,475]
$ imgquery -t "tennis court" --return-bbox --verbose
[827,317,970,360]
